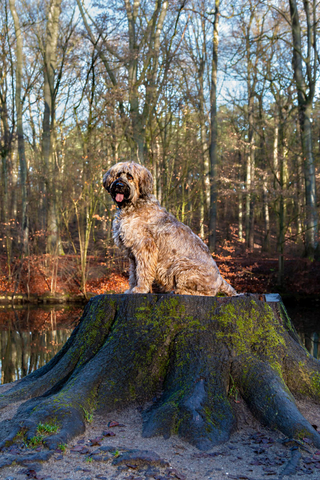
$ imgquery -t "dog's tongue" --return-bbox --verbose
[115,193,124,203]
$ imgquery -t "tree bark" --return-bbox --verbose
[289,0,318,259]
[0,293,320,463]
[42,0,63,254]
[245,94,255,250]
[9,0,28,253]
[199,54,209,239]
[0,48,13,275]
[208,0,220,252]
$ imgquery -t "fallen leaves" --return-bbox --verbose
[107,420,126,428]
[102,430,116,437]
[1,252,320,300]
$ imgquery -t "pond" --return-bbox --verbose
[0,304,82,385]
[0,298,319,384]
[286,300,320,359]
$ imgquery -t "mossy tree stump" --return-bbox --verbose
[0,293,320,452]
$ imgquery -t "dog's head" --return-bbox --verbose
[103,161,153,207]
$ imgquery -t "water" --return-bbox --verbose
[286,301,320,359]
[0,300,319,384]
[0,304,82,384]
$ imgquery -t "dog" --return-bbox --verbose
[103,161,237,296]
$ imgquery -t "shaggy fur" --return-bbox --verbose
[103,161,237,296]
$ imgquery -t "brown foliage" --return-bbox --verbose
[1,253,319,298]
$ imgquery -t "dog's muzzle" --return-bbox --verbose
[110,180,131,204]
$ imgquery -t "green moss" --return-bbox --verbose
[71,295,117,368]
[173,412,188,434]
[278,302,295,332]
[203,406,217,430]
[156,296,186,319]
[5,428,27,447]
[299,370,320,398]
[79,386,99,423]
[310,372,320,395]
[135,303,154,323]
[216,300,285,373]
[129,384,136,400]
[290,361,320,399]
[295,428,315,442]
[121,296,194,404]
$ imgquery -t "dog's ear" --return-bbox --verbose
[138,166,153,196]
[103,170,112,192]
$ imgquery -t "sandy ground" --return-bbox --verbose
[1,395,320,480]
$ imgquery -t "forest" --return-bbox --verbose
[0,0,319,298]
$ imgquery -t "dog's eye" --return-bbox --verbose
[117,173,122,178]
[127,173,133,181]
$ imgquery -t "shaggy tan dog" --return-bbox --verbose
[103,161,237,296]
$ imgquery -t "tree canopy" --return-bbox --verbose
[0,0,319,290]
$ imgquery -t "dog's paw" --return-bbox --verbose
[130,286,149,294]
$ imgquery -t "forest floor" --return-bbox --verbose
[1,390,320,480]
[0,252,319,300]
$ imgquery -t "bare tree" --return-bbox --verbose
[0,1,15,273]
[77,0,186,164]
[208,0,220,251]
[289,0,318,259]
[42,0,63,254]
[9,0,28,253]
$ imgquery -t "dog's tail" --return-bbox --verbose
[219,277,237,296]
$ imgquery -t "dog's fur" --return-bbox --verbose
[103,161,237,296]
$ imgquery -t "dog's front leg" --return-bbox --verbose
[129,239,157,294]
[125,257,137,294]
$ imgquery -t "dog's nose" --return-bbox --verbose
[114,179,126,188]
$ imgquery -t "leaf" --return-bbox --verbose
[89,436,103,446]
[108,420,126,427]
[125,462,137,469]
[102,430,116,437]
[70,445,91,454]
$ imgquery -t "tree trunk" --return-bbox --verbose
[295,153,304,242]
[199,56,209,239]
[9,0,28,253]
[278,123,286,286]
[0,293,320,463]
[289,0,318,259]
[246,94,255,250]
[208,0,220,252]
[0,103,12,275]
[1,152,11,275]
[42,0,63,254]
[238,152,244,243]
[262,174,270,251]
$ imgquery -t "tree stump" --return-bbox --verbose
[0,293,320,454]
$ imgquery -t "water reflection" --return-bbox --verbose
[287,303,320,360]
[0,305,82,384]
